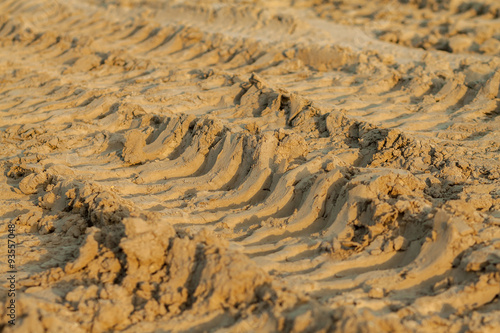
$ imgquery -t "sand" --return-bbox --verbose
[0,0,499,332]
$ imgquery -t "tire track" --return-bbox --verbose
[1,0,500,332]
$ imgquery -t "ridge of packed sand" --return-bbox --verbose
[0,0,499,332]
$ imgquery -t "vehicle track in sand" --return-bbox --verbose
[0,0,499,332]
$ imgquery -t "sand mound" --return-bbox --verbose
[1,0,499,332]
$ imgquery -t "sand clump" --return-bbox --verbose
[0,0,500,332]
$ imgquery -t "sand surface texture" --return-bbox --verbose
[1,0,500,332]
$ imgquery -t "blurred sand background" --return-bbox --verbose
[0,0,499,332]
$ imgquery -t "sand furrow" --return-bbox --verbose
[1,0,500,332]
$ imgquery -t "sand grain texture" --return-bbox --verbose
[0,0,499,332]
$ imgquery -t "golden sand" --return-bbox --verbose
[0,0,499,332]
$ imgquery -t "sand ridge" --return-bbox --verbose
[0,0,499,332]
